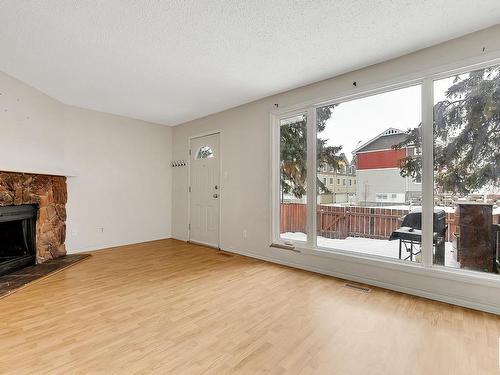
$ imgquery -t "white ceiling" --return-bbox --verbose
[0,1,499,126]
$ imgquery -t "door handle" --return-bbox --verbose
[213,193,219,198]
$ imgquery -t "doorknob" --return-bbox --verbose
[213,193,219,198]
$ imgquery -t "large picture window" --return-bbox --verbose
[279,114,308,242]
[432,65,500,274]
[272,59,500,279]
[315,85,422,261]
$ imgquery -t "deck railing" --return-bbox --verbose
[280,203,498,242]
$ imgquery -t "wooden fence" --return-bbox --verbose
[279,203,498,242]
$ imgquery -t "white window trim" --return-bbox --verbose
[270,52,500,287]
[271,109,310,247]
[421,78,434,267]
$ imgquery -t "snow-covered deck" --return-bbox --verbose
[281,232,460,268]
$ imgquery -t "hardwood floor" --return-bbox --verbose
[0,239,499,374]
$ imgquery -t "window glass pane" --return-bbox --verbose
[316,85,422,262]
[433,65,500,275]
[196,146,214,159]
[280,114,308,242]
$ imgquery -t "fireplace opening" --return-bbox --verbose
[0,204,37,276]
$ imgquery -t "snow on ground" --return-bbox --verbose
[280,232,460,268]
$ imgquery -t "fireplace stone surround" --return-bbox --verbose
[0,171,67,264]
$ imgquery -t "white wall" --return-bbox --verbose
[0,71,172,252]
[356,169,407,204]
[171,25,500,314]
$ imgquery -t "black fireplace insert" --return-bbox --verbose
[0,204,37,276]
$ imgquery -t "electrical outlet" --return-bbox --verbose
[98,227,104,233]
[242,229,247,239]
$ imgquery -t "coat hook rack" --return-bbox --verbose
[171,160,186,168]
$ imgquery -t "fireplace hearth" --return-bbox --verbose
[0,204,37,276]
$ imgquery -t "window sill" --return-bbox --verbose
[274,240,500,289]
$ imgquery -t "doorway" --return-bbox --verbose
[189,133,220,248]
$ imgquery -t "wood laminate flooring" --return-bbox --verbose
[0,239,498,374]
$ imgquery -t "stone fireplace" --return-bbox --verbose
[0,172,67,274]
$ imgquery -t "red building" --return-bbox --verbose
[353,128,421,205]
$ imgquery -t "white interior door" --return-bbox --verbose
[189,133,220,248]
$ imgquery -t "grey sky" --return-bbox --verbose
[320,77,455,162]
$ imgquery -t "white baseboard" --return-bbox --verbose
[171,235,188,242]
[67,236,172,254]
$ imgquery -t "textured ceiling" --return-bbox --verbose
[0,1,499,126]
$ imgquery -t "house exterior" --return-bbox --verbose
[317,156,356,204]
[353,128,421,206]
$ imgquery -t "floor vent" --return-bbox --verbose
[344,283,371,292]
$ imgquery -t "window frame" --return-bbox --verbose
[272,109,312,247]
[270,54,500,283]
